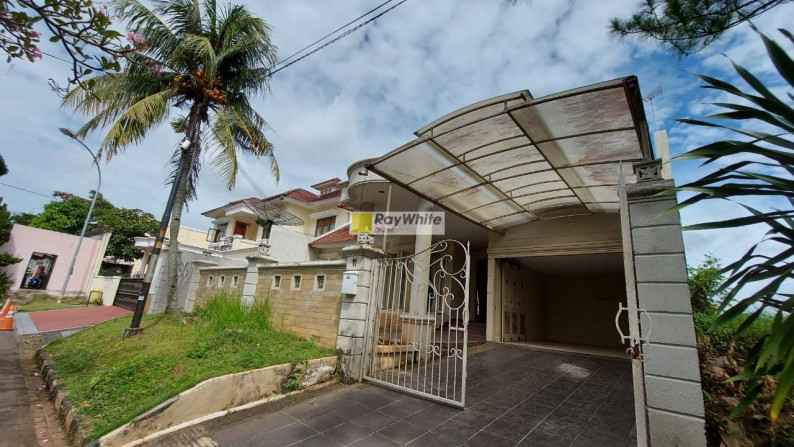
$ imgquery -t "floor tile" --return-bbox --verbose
[256,422,317,447]
[352,411,398,431]
[323,422,374,446]
[291,434,343,447]
[466,430,515,447]
[348,433,401,447]
[377,420,429,444]
[431,420,482,443]
[285,403,327,421]
[302,411,346,432]
[334,402,375,420]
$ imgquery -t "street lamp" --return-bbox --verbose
[124,137,191,336]
[58,128,101,303]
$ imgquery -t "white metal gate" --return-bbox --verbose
[363,239,470,408]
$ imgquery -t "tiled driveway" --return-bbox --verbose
[212,344,636,447]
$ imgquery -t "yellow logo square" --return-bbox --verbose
[351,212,373,234]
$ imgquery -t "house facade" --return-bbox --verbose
[146,77,704,446]
[0,224,112,298]
[200,177,352,261]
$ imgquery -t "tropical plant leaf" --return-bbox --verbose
[674,27,794,422]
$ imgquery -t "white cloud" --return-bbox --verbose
[1,0,792,272]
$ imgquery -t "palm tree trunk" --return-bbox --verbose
[165,160,191,311]
[165,106,202,311]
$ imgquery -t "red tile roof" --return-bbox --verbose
[260,188,341,204]
[260,188,318,204]
[310,223,356,246]
[310,178,342,190]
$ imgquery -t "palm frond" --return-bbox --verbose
[672,27,794,424]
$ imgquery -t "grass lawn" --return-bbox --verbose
[44,293,337,439]
[17,297,98,313]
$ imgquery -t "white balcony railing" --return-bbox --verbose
[207,235,259,252]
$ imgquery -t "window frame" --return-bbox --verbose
[314,273,327,291]
[206,275,214,288]
[314,216,337,236]
[291,274,302,290]
[218,275,225,288]
[231,275,239,288]
[271,274,282,290]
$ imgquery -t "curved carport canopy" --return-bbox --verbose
[368,77,654,233]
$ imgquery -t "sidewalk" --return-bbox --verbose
[0,331,37,447]
[18,306,132,334]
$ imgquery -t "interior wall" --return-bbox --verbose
[544,272,627,348]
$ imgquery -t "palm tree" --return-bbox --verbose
[63,0,279,310]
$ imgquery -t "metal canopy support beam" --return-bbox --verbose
[368,77,653,233]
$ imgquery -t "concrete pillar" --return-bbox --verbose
[408,201,434,316]
[627,160,706,447]
[144,248,169,314]
[138,250,150,277]
[402,201,435,356]
[653,130,673,180]
[337,238,383,381]
[182,259,218,312]
[241,254,277,307]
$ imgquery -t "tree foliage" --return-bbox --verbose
[668,26,794,424]
[0,154,21,295]
[28,191,158,262]
[0,0,134,86]
[689,253,728,312]
[610,0,790,55]
[9,212,36,225]
[63,0,279,309]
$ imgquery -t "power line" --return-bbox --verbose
[41,1,409,80]
[266,0,409,79]
[271,0,394,70]
[0,182,54,200]
[238,163,267,198]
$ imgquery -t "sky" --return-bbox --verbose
[1,0,793,269]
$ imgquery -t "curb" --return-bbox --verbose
[35,349,342,447]
[35,348,88,446]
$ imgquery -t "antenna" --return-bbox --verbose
[643,85,664,133]
[242,198,305,255]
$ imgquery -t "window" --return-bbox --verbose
[314,274,326,291]
[233,221,247,237]
[272,274,281,289]
[20,252,57,290]
[315,216,336,236]
[291,274,302,290]
[231,275,239,288]
[218,275,225,288]
[213,223,228,242]
[207,275,214,288]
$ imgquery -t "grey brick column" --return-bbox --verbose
[182,257,218,312]
[627,163,707,447]
[337,236,384,381]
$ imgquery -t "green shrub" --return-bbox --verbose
[193,290,271,334]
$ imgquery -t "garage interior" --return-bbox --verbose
[497,252,629,358]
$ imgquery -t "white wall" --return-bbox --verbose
[90,276,122,306]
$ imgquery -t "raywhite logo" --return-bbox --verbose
[351,212,445,235]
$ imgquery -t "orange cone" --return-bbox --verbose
[0,305,15,330]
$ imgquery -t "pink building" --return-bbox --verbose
[0,224,111,297]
